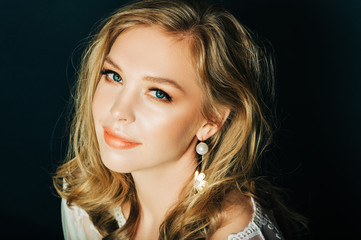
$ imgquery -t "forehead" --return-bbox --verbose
[107,25,201,91]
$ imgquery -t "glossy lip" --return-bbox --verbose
[103,126,141,149]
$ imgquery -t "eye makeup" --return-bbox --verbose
[100,69,173,103]
[148,88,172,102]
[101,69,123,83]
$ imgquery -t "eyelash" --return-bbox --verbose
[149,88,172,102]
[100,69,173,103]
[101,69,123,83]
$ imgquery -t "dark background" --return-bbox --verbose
[1,0,360,239]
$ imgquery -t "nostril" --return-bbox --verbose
[110,107,128,122]
[109,97,136,123]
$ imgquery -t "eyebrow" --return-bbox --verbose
[104,56,122,71]
[143,76,185,93]
[105,56,185,93]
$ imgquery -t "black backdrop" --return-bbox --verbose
[1,0,360,239]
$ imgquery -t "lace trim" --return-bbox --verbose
[227,198,283,240]
[227,222,263,240]
[253,200,283,240]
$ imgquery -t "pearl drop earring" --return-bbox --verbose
[196,141,208,155]
[194,140,208,193]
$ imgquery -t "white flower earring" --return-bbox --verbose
[194,140,208,192]
[194,170,207,192]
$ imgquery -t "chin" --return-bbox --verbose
[99,151,135,173]
[101,159,134,173]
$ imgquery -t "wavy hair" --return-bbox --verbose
[54,0,305,239]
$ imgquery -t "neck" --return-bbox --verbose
[131,138,198,225]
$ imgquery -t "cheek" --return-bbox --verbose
[92,82,112,122]
[138,102,201,153]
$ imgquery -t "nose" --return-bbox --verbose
[110,88,136,123]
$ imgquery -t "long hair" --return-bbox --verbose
[53,0,305,239]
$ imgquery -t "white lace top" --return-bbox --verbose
[61,198,284,240]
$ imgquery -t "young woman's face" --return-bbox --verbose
[92,25,206,173]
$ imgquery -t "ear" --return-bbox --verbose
[196,107,231,141]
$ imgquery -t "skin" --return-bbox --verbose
[92,25,251,239]
[92,25,213,174]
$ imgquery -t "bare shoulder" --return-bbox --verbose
[210,192,254,239]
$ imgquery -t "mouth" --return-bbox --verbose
[103,126,141,149]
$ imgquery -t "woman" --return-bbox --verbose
[54,0,304,239]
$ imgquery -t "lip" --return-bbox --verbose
[103,126,141,149]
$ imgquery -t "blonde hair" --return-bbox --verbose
[54,0,304,239]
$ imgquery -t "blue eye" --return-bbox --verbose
[150,88,172,102]
[101,70,122,83]
[155,90,165,98]
[110,73,122,82]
